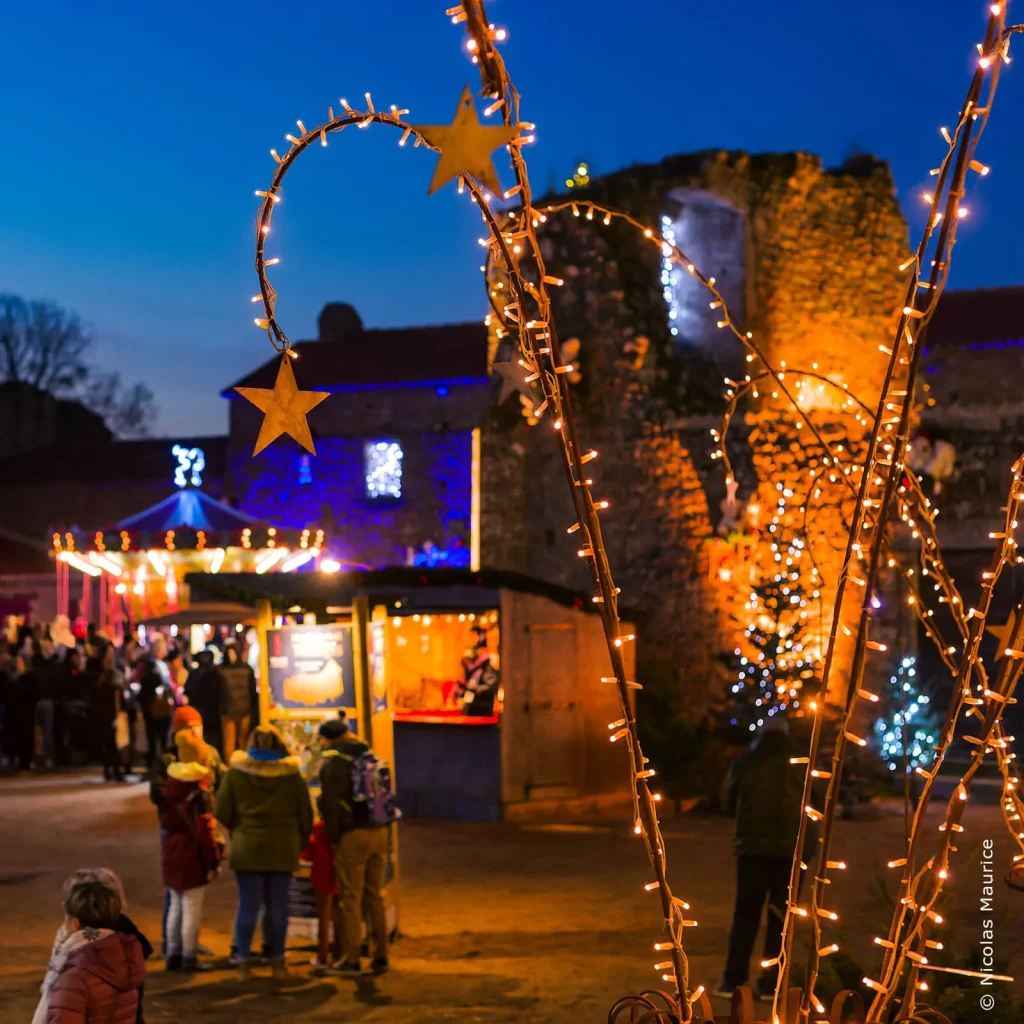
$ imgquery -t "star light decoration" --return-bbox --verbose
[234,354,329,456]
[411,84,519,196]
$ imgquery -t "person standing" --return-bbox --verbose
[41,881,144,1024]
[317,718,396,976]
[33,648,58,770]
[184,650,227,757]
[219,641,255,760]
[91,645,126,782]
[214,725,312,981]
[158,736,221,972]
[137,653,173,770]
[714,717,818,1000]
[9,650,38,771]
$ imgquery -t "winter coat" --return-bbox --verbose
[319,736,382,843]
[46,932,144,1024]
[214,749,313,874]
[220,662,255,719]
[302,820,337,895]
[720,731,819,859]
[89,671,122,735]
[183,662,227,742]
[158,763,220,891]
[112,917,151,1024]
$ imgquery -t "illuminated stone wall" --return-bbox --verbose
[479,150,909,717]
[229,430,474,568]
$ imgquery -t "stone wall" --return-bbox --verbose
[478,149,909,718]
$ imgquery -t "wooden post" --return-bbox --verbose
[351,595,372,740]
[256,598,273,726]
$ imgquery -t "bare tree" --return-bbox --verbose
[0,294,157,436]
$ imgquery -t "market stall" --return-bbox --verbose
[185,567,637,823]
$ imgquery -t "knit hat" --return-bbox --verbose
[171,705,202,735]
[318,718,350,741]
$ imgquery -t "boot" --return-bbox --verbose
[182,957,214,973]
[165,955,183,972]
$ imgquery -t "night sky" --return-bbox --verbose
[2,0,1021,436]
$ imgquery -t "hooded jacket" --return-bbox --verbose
[46,932,144,1024]
[319,735,379,844]
[158,762,220,891]
[214,749,313,873]
[721,730,819,859]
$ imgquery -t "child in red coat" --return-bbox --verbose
[45,882,144,1024]
[302,815,342,971]
[158,737,221,972]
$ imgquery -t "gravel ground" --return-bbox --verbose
[0,771,1019,1022]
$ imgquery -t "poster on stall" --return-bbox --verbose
[267,624,355,711]
[369,620,387,714]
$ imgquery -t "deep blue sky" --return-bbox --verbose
[2,0,1021,436]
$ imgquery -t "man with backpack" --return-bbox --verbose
[317,717,397,977]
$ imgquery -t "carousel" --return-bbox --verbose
[51,486,326,640]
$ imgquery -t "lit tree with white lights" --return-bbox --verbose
[727,545,821,735]
[872,655,938,773]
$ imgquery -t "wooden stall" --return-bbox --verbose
[185,567,636,823]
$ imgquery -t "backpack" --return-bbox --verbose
[350,750,401,825]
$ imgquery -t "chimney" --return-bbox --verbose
[317,303,364,343]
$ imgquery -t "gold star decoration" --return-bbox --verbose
[986,608,1020,660]
[234,353,329,456]
[411,85,519,196]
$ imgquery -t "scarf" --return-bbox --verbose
[33,924,114,1024]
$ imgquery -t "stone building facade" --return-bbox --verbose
[479,150,910,718]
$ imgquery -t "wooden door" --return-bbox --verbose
[525,623,580,796]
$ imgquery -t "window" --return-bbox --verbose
[298,454,313,486]
[365,440,403,500]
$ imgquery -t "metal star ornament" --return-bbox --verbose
[987,608,1020,660]
[493,354,536,410]
[411,86,519,196]
[235,353,329,456]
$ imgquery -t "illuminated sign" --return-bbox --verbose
[172,445,205,488]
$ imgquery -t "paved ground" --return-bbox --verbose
[1,772,1020,1022]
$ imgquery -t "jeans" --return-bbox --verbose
[234,871,291,962]
[34,700,55,764]
[144,712,168,767]
[722,855,793,989]
[335,827,389,963]
[167,887,206,959]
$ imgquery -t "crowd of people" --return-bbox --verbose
[32,711,397,1022]
[0,615,259,777]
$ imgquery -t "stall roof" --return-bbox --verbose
[185,566,641,619]
[118,490,257,532]
[141,601,257,628]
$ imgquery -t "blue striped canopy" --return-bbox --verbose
[117,490,257,533]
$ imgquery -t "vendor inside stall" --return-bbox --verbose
[389,611,502,722]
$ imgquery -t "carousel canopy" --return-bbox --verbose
[117,490,256,533]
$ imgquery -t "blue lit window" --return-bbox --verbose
[298,454,313,486]
[365,441,403,500]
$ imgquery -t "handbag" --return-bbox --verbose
[114,711,131,751]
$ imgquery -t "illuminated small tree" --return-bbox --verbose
[727,547,820,735]
[873,655,938,773]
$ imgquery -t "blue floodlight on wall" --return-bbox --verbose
[172,445,205,488]
[298,454,313,486]
[365,440,403,500]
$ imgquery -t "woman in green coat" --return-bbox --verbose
[214,725,312,979]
